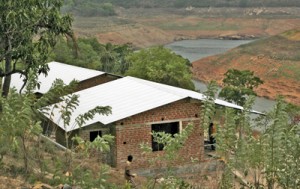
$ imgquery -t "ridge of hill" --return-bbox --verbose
[192,29,300,105]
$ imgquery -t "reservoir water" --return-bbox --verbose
[165,39,254,62]
[165,39,276,113]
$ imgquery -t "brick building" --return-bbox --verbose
[10,62,253,169]
[43,75,246,169]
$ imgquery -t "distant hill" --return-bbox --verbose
[192,29,300,105]
[64,0,299,10]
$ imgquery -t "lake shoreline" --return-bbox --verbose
[166,39,277,112]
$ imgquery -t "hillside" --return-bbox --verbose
[73,7,300,48]
[64,0,300,9]
[192,29,300,105]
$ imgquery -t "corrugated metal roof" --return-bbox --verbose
[44,76,259,132]
[10,61,105,94]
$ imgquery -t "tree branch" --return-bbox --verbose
[0,69,25,77]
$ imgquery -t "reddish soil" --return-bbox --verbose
[192,53,300,105]
[77,7,300,105]
[76,8,300,49]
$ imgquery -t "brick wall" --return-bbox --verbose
[114,98,204,169]
[52,98,204,170]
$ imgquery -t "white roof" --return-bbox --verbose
[44,76,259,132]
[10,61,105,94]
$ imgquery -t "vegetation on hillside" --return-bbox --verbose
[50,37,133,74]
[1,75,299,188]
[125,46,195,90]
[1,1,300,188]
[63,0,116,17]
[50,37,195,90]
[219,69,263,106]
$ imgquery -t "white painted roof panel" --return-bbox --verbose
[46,77,184,132]
[10,61,105,93]
[45,75,260,132]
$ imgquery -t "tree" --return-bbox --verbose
[125,46,195,90]
[219,69,263,106]
[0,76,79,173]
[112,43,133,75]
[99,43,118,73]
[0,71,116,187]
[51,37,100,69]
[216,95,300,189]
[0,0,73,97]
[98,42,133,74]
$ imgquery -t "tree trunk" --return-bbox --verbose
[21,135,29,173]
[2,37,12,97]
[2,75,11,97]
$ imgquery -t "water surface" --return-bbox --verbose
[166,39,276,113]
[165,39,254,62]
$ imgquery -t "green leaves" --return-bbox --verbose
[75,106,111,127]
[219,69,263,106]
[0,0,73,96]
[125,46,195,90]
[141,123,194,169]
[217,96,300,188]
[0,88,43,172]
[201,81,218,129]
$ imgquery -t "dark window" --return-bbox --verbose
[90,130,102,142]
[151,122,179,151]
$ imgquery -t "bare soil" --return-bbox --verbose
[73,7,300,48]
[72,7,300,105]
[192,31,300,105]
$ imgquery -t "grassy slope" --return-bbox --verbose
[192,29,300,105]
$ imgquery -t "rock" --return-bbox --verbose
[62,184,72,189]
[32,183,53,189]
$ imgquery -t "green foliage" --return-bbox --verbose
[0,76,79,174]
[201,81,218,130]
[259,97,300,189]
[125,46,195,90]
[140,123,194,188]
[217,96,300,188]
[73,134,114,155]
[99,43,133,75]
[0,0,73,96]
[67,135,115,189]
[7,76,114,188]
[50,37,101,69]
[49,90,111,148]
[50,38,133,74]
[219,69,263,106]
[0,89,42,172]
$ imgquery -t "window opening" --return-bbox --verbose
[151,122,179,151]
[90,130,102,142]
